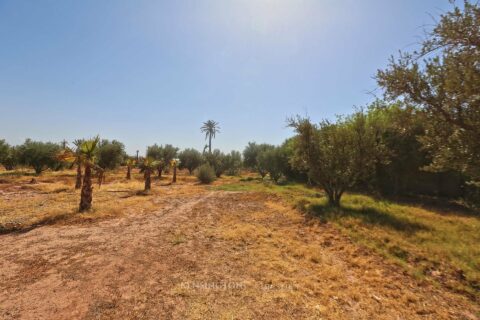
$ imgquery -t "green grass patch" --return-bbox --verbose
[218,178,480,298]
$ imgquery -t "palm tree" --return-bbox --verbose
[126,158,136,179]
[171,159,177,183]
[78,137,100,212]
[72,139,84,189]
[201,120,220,154]
[141,157,159,191]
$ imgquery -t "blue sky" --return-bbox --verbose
[0,0,453,155]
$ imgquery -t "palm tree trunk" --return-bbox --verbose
[75,162,82,189]
[208,135,212,153]
[126,165,131,179]
[145,169,151,191]
[157,166,162,178]
[79,163,93,212]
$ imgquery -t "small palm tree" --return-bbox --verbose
[125,158,136,179]
[72,139,84,189]
[142,157,159,191]
[171,159,177,183]
[78,137,100,212]
[201,120,220,154]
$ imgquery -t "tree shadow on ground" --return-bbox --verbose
[308,203,430,235]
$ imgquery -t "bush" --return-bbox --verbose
[196,164,216,184]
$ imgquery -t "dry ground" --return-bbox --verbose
[0,169,479,319]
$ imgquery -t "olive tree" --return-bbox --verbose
[289,112,382,206]
[257,146,289,183]
[178,148,202,174]
[17,139,62,175]
[223,150,242,176]
[377,1,480,181]
[0,140,17,170]
[97,139,126,170]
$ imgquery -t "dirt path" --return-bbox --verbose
[0,185,478,319]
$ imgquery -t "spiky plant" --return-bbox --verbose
[201,120,220,154]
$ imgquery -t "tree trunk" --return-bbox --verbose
[145,169,151,191]
[157,166,162,178]
[79,163,93,212]
[173,164,177,183]
[75,163,82,189]
[126,165,131,179]
[326,189,343,207]
[208,135,212,153]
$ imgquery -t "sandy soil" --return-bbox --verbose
[0,184,478,319]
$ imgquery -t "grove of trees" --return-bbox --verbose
[0,2,478,209]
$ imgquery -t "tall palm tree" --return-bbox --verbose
[201,120,220,154]
[78,137,100,212]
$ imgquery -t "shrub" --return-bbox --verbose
[196,164,216,184]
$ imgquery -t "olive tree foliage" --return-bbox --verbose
[257,146,289,183]
[223,151,242,176]
[146,144,178,176]
[17,139,62,175]
[96,139,126,170]
[205,149,227,178]
[377,1,480,181]
[0,140,17,170]
[288,112,384,206]
[178,148,203,174]
[242,142,275,178]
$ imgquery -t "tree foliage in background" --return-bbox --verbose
[17,139,62,175]
[223,150,242,176]
[97,139,126,170]
[377,0,480,182]
[242,142,275,178]
[257,146,289,183]
[146,144,178,177]
[0,140,17,170]
[178,148,203,175]
[205,149,227,178]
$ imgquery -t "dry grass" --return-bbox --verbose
[216,178,480,300]
[1,169,479,318]
[0,167,192,233]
